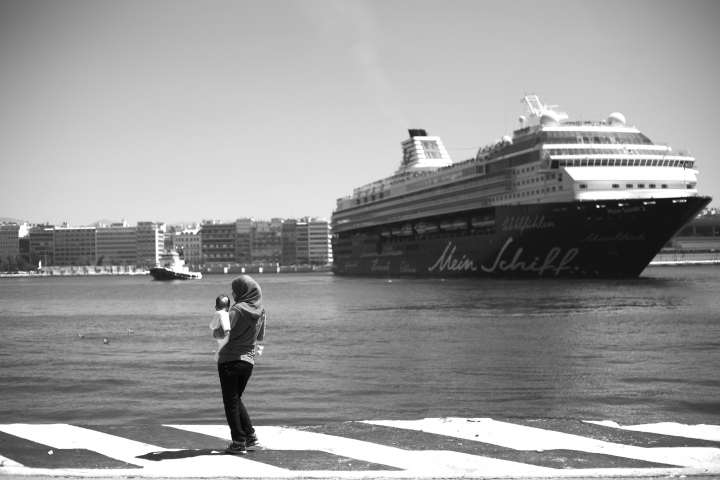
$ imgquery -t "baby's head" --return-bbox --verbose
[215,294,230,311]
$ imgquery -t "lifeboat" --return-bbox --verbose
[471,216,495,228]
[440,219,455,230]
[453,218,468,230]
[415,222,438,234]
[392,223,413,236]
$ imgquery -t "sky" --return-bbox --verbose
[1,0,719,226]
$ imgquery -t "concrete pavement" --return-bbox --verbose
[1,418,718,478]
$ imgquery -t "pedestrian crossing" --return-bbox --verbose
[0,418,718,478]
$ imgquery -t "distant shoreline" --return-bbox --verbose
[2,257,718,278]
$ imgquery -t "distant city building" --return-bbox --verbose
[97,221,137,265]
[137,222,164,266]
[19,237,30,259]
[174,228,202,264]
[0,223,28,259]
[54,226,97,266]
[252,219,283,264]
[308,218,332,265]
[281,219,298,265]
[235,218,253,264]
[296,220,309,264]
[6,215,334,268]
[29,226,55,266]
[202,222,237,266]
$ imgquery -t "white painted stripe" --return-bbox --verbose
[169,424,556,477]
[364,418,720,471]
[586,420,720,442]
[2,421,719,478]
[0,454,23,467]
[0,424,288,477]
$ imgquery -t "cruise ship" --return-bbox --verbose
[331,95,711,278]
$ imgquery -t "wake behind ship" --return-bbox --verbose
[331,95,711,278]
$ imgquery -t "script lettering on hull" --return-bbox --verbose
[481,237,579,276]
[370,259,391,272]
[400,262,417,273]
[580,232,646,243]
[360,245,403,258]
[428,242,478,272]
[501,215,555,235]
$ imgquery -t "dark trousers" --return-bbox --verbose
[218,360,255,443]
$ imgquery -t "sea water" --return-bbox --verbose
[0,267,719,426]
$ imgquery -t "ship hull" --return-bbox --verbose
[332,196,711,278]
[149,267,202,280]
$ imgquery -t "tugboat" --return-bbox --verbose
[150,251,202,280]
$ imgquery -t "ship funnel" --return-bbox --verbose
[408,129,428,137]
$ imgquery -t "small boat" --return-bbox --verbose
[150,251,202,280]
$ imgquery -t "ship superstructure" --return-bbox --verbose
[331,95,710,278]
[150,251,202,280]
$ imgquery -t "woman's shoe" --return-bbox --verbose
[225,441,247,455]
[246,434,260,448]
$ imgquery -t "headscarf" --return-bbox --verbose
[230,275,263,322]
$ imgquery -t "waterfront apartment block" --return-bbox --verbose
[0,223,28,259]
[29,226,54,266]
[53,226,97,266]
[202,222,237,266]
[137,222,164,267]
[253,219,283,264]
[309,218,333,265]
[96,222,137,265]
[173,228,202,264]
[296,220,309,264]
[281,219,298,265]
[236,218,253,264]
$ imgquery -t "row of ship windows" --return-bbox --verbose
[553,158,692,168]
[543,132,652,144]
[578,183,691,189]
[547,148,668,156]
[481,181,683,203]
[515,174,559,186]
[484,187,563,204]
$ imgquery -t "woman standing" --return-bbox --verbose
[214,275,266,455]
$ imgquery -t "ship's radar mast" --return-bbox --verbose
[521,94,568,127]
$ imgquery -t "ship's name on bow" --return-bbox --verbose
[608,206,645,214]
[501,215,555,235]
[428,242,477,272]
[481,237,579,275]
[580,232,646,243]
